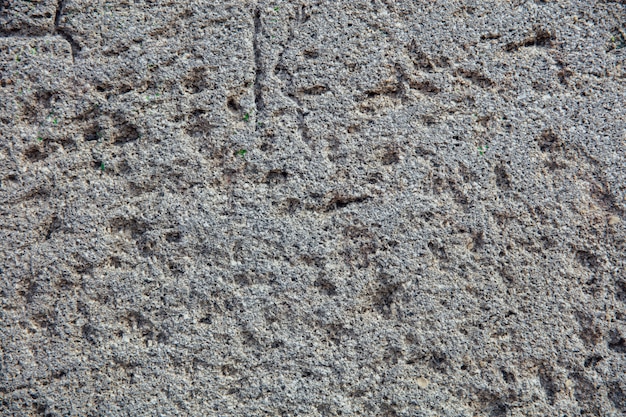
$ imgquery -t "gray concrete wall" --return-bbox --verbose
[1,1,625,415]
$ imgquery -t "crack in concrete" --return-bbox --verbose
[0,0,80,61]
[253,7,264,128]
[287,92,310,145]
[276,7,311,146]
[53,0,65,28]
[54,0,79,61]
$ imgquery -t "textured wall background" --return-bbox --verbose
[1,0,625,415]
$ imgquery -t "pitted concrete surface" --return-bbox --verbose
[1,1,625,416]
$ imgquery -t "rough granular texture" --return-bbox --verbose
[1,1,625,416]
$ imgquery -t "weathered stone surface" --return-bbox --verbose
[1,1,625,415]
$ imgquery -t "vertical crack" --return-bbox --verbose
[253,7,264,127]
[277,11,310,146]
[54,0,80,61]
[287,93,310,145]
[53,0,65,28]
[255,4,310,146]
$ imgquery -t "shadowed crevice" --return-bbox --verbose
[54,0,80,60]
[253,8,264,121]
